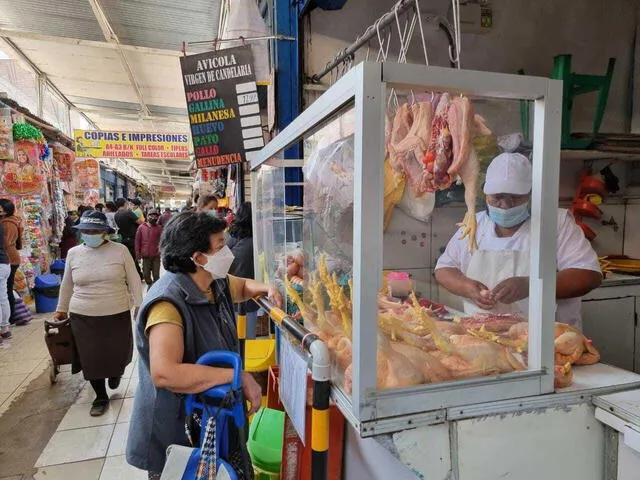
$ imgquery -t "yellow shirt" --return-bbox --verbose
[145,275,244,335]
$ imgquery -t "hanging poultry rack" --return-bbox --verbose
[310,0,460,84]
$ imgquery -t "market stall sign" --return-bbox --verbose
[160,185,176,193]
[74,130,190,160]
[180,46,264,169]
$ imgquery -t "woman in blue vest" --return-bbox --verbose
[126,211,282,479]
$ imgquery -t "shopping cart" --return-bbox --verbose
[44,317,74,384]
[180,351,253,480]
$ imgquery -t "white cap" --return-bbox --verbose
[483,152,532,195]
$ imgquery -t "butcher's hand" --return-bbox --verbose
[491,277,529,304]
[464,279,495,310]
[242,371,263,415]
[53,311,68,321]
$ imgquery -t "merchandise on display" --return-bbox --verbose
[253,63,590,433]
[72,158,101,192]
[0,103,14,160]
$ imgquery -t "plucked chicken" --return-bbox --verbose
[387,93,490,251]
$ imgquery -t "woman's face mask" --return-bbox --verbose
[193,245,235,279]
[82,233,106,248]
[487,203,530,228]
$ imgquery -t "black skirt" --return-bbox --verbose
[69,311,133,380]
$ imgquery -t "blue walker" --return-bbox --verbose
[182,351,251,479]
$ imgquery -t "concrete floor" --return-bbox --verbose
[0,366,84,479]
[0,314,85,479]
[0,312,143,480]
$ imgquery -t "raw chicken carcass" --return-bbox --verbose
[390,102,434,196]
[457,313,525,333]
[554,323,600,365]
[421,94,453,192]
[377,334,424,390]
[447,96,473,175]
[388,103,414,172]
[391,342,452,383]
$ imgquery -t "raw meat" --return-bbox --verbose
[377,334,424,390]
[391,342,452,382]
[388,103,414,172]
[391,101,434,196]
[456,313,525,333]
[422,93,453,192]
[447,96,473,175]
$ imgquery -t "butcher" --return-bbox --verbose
[434,152,602,329]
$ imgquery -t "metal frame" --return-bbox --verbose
[251,61,563,434]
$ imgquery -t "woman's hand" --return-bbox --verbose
[53,311,68,321]
[267,285,283,309]
[464,279,496,310]
[242,371,262,415]
[491,277,529,305]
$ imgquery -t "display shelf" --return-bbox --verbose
[252,61,563,434]
[561,149,640,161]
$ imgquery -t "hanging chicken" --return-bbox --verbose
[387,93,491,252]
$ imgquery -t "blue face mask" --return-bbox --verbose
[82,233,105,248]
[487,203,530,228]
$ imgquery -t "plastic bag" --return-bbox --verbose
[398,188,435,223]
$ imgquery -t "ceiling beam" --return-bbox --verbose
[0,28,181,57]
[88,0,151,117]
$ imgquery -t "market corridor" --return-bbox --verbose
[0,309,145,479]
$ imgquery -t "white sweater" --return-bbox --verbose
[57,241,143,316]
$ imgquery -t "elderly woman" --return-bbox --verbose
[126,211,281,480]
[55,211,143,416]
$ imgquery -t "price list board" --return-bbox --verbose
[180,46,264,169]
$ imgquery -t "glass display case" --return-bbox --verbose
[252,62,562,434]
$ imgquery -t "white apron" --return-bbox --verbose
[458,211,584,328]
[462,219,531,317]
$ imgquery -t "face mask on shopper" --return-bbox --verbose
[82,233,105,248]
[193,245,235,279]
[487,203,530,228]
[149,217,159,225]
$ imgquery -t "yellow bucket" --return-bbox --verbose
[245,339,276,373]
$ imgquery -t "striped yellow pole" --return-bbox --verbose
[311,379,330,480]
[237,302,247,365]
[253,296,331,480]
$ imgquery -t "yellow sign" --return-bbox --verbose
[74,130,190,160]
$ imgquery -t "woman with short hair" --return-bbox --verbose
[0,199,23,324]
[55,211,143,416]
[126,211,282,480]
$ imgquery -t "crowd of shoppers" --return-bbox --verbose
[4,191,269,476]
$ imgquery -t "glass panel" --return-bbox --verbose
[262,106,356,395]
[379,87,533,389]
[253,160,286,285]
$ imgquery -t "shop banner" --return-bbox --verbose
[74,130,190,160]
[180,45,264,169]
[52,143,74,181]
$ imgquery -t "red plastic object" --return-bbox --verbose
[577,175,607,197]
[266,366,345,480]
[572,199,603,220]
